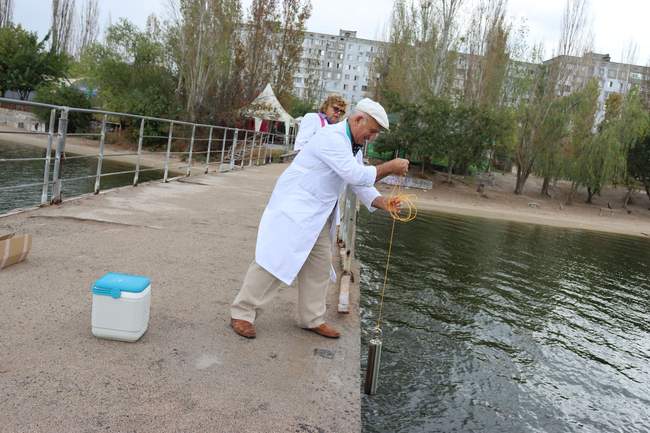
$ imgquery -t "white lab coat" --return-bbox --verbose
[255,120,381,285]
[294,112,326,151]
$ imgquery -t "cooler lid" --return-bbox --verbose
[92,272,151,299]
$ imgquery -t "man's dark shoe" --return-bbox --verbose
[231,318,256,339]
[305,323,341,338]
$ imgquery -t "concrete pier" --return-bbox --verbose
[0,164,361,433]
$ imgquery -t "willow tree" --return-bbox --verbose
[513,0,592,195]
[563,79,599,204]
[613,88,650,207]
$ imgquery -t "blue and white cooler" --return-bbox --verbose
[91,272,151,342]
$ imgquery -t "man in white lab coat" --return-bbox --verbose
[230,98,409,339]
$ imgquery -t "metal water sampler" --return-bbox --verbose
[364,334,383,395]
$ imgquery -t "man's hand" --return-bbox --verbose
[371,195,401,212]
[375,158,410,181]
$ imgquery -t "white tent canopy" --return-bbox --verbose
[242,84,295,146]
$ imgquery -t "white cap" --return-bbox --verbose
[355,98,389,130]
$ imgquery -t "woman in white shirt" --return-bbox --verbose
[293,95,347,151]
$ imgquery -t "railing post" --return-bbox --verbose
[240,130,248,168]
[187,124,196,177]
[219,128,227,170]
[40,109,57,205]
[230,130,238,170]
[51,109,69,204]
[205,127,213,174]
[263,133,269,165]
[93,114,108,194]
[256,133,263,166]
[164,121,174,182]
[248,132,256,167]
[133,118,145,186]
[343,188,358,273]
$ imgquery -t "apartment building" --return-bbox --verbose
[292,29,649,124]
[292,29,385,107]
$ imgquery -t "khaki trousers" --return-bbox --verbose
[231,221,332,329]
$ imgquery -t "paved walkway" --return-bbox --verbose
[0,164,361,433]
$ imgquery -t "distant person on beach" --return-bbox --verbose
[293,95,347,151]
[230,98,409,339]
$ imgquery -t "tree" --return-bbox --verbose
[562,79,599,204]
[51,0,76,55]
[75,0,99,58]
[0,0,13,28]
[167,0,243,122]
[33,82,92,132]
[512,0,592,195]
[0,24,67,99]
[240,0,278,103]
[628,133,650,200]
[286,94,315,118]
[78,19,179,120]
[374,95,512,181]
[272,0,311,106]
[371,0,465,106]
[461,0,510,107]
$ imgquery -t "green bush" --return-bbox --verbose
[34,83,93,133]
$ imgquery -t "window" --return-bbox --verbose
[361,85,368,91]
[607,69,617,79]
[335,73,341,79]
[338,53,344,60]
[353,85,357,91]
[344,74,350,79]
[609,81,613,88]
[326,72,332,78]
[336,63,342,69]
[327,61,332,68]
[343,84,348,90]
[354,75,358,81]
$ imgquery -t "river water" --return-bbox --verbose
[0,140,163,215]
[357,210,650,433]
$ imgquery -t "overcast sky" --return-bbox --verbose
[12,0,650,65]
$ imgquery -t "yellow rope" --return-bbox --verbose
[374,177,417,335]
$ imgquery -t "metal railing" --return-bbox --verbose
[0,97,294,213]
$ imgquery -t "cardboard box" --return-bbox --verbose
[0,233,32,270]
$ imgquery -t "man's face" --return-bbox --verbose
[351,114,381,144]
[325,103,346,123]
